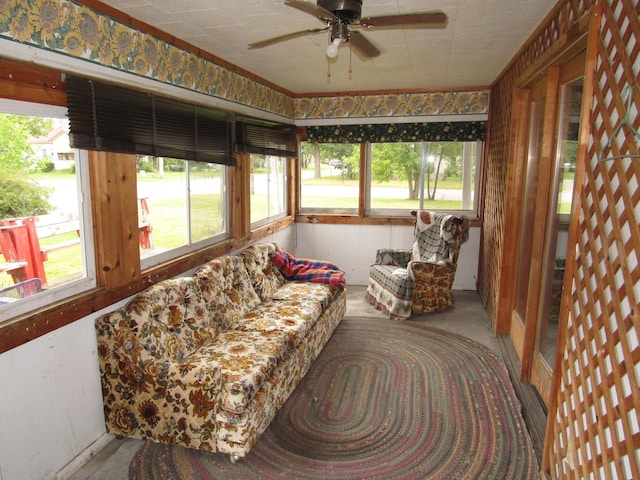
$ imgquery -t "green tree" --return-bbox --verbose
[302,143,360,180]
[370,142,464,200]
[371,143,422,199]
[300,143,314,169]
[424,143,462,200]
[0,114,52,171]
[342,145,361,180]
[319,143,354,164]
[319,143,358,179]
[0,114,53,218]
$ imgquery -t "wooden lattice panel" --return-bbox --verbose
[480,74,516,322]
[479,0,590,323]
[547,0,640,478]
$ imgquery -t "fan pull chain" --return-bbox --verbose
[327,59,331,78]
[349,46,353,77]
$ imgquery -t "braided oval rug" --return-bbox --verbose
[130,316,538,479]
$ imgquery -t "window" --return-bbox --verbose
[299,140,482,215]
[138,156,227,269]
[300,142,360,212]
[0,101,95,322]
[369,141,481,213]
[250,154,287,225]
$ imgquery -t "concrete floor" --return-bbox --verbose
[64,285,498,480]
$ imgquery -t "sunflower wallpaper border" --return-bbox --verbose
[1,0,489,122]
[0,0,295,118]
[294,90,489,120]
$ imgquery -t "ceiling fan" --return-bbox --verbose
[248,0,448,60]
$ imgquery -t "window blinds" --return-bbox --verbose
[235,118,297,157]
[66,75,296,165]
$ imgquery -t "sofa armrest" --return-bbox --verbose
[96,310,223,450]
[374,249,412,268]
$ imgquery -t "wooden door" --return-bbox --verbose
[510,74,550,361]
[510,51,586,405]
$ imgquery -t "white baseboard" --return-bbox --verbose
[52,433,114,480]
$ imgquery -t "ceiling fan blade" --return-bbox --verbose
[284,0,338,23]
[348,31,380,59]
[360,11,448,29]
[248,27,329,49]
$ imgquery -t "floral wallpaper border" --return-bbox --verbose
[306,121,486,143]
[294,91,489,120]
[0,0,294,118]
[1,0,490,122]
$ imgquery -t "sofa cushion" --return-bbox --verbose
[191,330,290,414]
[272,282,343,310]
[230,299,323,348]
[194,255,261,330]
[123,277,215,362]
[239,243,286,301]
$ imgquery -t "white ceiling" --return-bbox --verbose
[98,0,558,94]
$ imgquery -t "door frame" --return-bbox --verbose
[495,36,589,406]
[515,66,561,393]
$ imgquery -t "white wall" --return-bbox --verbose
[0,308,113,480]
[295,223,479,289]
[255,228,295,255]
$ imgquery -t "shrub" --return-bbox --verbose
[38,160,55,172]
[137,159,155,173]
[0,174,52,219]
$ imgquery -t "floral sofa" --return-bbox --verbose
[95,242,346,462]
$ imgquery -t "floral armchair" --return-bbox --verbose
[365,210,469,320]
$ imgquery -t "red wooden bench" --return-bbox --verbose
[0,200,153,289]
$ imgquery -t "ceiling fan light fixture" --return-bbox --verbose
[326,37,341,58]
[249,1,447,65]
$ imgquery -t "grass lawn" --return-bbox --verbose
[20,168,470,285]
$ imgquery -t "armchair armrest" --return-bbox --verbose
[409,259,454,273]
[374,249,412,268]
[407,260,456,282]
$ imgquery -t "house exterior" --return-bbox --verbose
[0,1,638,479]
[28,119,75,171]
